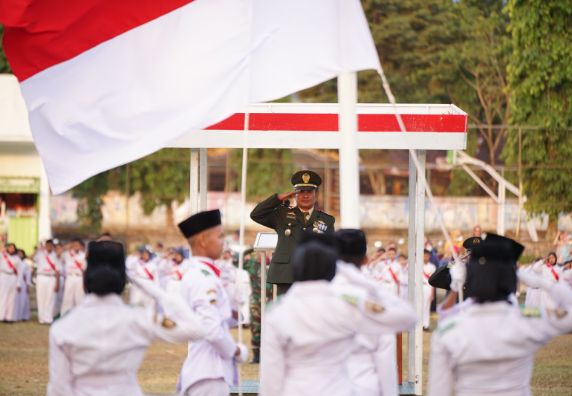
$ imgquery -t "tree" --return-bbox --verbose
[0,26,11,73]
[128,148,190,225]
[229,149,295,200]
[504,0,572,222]
[71,149,191,234]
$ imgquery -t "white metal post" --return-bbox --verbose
[497,179,506,236]
[189,149,200,215]
[38,166,52,240]
[337,72,360,228]
[407,149,426,395]
[260,252,267,316]
[199,148,208,211]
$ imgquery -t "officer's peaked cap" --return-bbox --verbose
[462,236,482,250]
[291,170,322,191]
[178,209,222,239]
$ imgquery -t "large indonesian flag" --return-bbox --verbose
[1,0,380,194]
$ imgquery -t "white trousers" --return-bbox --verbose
[129,279,156,317]
[37,275,57,324]
[377,334,398,396]
[0,272,18,321]
[61,275,85,315]
[183,378,229,396]
[423,285,433,329]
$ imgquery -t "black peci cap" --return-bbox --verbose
[86,240,126,269]
[335,229,367,258]
[291,170,322,191]
[178,209,222,239]
[84,240,126,296]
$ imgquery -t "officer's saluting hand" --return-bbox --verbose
[250,170,335,295]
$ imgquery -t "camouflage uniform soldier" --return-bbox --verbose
[243,249,271,364]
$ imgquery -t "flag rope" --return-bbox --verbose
[376,67,462,302]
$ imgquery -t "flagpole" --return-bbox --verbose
[236,111,250,396]
[337,72,360,228]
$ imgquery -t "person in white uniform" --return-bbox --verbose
[428,234,572,396]
[16,248,32,321]
[397,254,409,301]
[0,243,24,322]
[422,249,436,330]
[524,252,560,310]
[160,248,190,297]
[34,240,62,324]
[177,209,248,396]
[334,229,401,396]
[47,240,213,396]
[128,247,159,315]
[60,238,87,315]
[260,238,417,396]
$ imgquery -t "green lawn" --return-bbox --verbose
[1,317,571,395]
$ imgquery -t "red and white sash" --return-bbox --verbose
[2,253,18,275]
[200,260,221,278]
[387,266,399,285]
[546,264,559,281]
[142,265,155,281]
[45,254,58,273]
[69,251,84,273]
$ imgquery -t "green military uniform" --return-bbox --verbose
[243,251,272,363]
[250,170,335,290]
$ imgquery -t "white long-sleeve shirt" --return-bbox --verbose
[428,283,572,396]
[178,256,238,393]
[47,290,210,396]
[260,275,417,396]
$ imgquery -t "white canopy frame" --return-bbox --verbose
[172,74,468,395]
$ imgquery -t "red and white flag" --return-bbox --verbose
[1,0,380,194]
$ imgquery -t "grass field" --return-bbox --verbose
[1,316,572,395]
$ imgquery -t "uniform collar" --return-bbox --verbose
[192,256,221,277]
[82,293,124,307]
[288,280,331,296]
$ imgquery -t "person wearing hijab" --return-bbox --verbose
[428,235,572,396]
[260,238,416,396]
[47,240,213,396]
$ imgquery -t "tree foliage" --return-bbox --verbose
[230,149,295,200]
[504,0,572,220]
[71,149,190,233]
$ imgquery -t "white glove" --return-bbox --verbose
[128,274,163,300]
[235,343,249,363]
[517,268,552,290]
[449,259,466,292]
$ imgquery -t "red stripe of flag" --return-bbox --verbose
[2,0,194,81]
[205,113,467,133]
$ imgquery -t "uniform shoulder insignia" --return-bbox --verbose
[364,300,385,314]
[206,288,217,304]
[437,320,457,335]
[521,307,541,318]
[340,293,359,307]
[161,318,177,329]
[544,307,568,319]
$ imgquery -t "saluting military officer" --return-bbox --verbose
[250,170,335,295]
